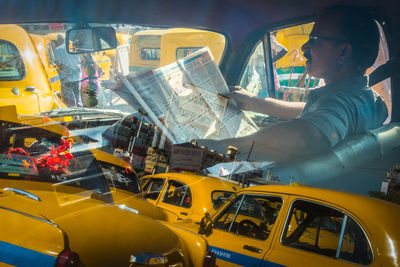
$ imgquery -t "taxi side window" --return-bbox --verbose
[282,200,373,265]
[0,40,25,81]
[211,190,234,210]
[143,178,165,200]
[139,177,149,188]
[162,180,192,208]
[176,47,201,60]
[213,194,282,241]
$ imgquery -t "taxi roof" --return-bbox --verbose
[245,183,399,210]
[145,172,240,191]
[244,183,400,232]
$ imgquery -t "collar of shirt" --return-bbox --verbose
[308,75,368,103]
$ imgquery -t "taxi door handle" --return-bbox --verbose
[243,245,262,253]
[180,212,189,216]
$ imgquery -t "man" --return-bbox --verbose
[196,6,388,162]
[54,34,83,107]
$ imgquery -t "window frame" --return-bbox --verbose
[143,177,166,200]
[0,39,26,81]
[212,193,284,241]
[211,190,235,210]
[280,198,374,265]
[161,179,192,209]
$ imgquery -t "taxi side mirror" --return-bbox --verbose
[199,211,213,236]
[66,26,117,54]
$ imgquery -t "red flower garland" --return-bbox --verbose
[7,138,74,175]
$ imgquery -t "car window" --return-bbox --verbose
[143,177,165,200]
[99,161,141,194]
[239,42,269,99]
[211,190,235,210]
[213,194,283,241]
[282,200,373,265]
[139,177,149,188]
[3,144,112,203]
[239,20,391,127]
[141,48,160,60]
[0,40,25,81]
[162,179,192,208]
[176,47,202,60]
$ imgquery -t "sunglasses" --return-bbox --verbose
[308,35,344,43]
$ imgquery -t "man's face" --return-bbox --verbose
[301,13,344,81]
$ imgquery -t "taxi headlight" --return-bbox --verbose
[130,250,184,266]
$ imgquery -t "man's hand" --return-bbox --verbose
[226,86,255,110]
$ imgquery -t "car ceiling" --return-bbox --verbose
[2,0,399,42]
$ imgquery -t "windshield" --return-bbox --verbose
[0,21,230,206]
[0,17,395,197]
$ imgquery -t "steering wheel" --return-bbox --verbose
[237,219,265,239]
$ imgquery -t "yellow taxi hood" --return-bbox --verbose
[0,181,179,266]
[53,203,179,266]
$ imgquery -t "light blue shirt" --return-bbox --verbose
[298,76,388,147]
[54,44,82,82]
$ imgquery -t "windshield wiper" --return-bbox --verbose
[41,108,128,118]
[3,187,41,201]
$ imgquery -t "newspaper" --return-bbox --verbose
[113,47,258,144]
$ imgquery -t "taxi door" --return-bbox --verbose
[264,197,378,267]
[204,193,287,266]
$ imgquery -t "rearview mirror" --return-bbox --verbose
[66,26,117,54]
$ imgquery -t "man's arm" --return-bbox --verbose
[53,48,65,70]
[196,119,330,162]
[228,88,305,120]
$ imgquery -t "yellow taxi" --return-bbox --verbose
[0,148,184,266]
[140,172,241,222]
[0,24,64,115]
[0,106,212,267]
[185,183,400,266]
[129,28,226,72]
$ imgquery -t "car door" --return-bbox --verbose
[264,197,377,267]
[156,179,193,220]
[204,192,287,266]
